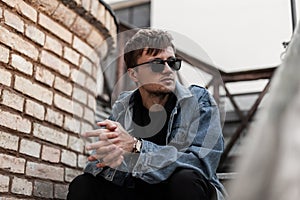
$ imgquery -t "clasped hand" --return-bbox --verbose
[81,120,135,169]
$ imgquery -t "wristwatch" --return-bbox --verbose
[132,137,142,153]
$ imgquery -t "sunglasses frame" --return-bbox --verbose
[131,58,182,72]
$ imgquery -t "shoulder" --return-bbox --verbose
[188,85,217,106]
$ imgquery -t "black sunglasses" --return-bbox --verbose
[131,58,182,72]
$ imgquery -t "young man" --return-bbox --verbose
[67,29,226,200]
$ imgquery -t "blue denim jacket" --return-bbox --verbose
[84,82,226,199]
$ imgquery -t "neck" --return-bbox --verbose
[139,88,170,111]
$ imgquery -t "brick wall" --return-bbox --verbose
[0,0,117,199]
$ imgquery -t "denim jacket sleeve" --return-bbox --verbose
[131,87,224,186]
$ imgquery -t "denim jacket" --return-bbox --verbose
[84,82,226,199]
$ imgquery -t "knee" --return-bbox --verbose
[167,169,212,200]
[168,168,206,186]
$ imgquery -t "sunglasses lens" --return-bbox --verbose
[150,63,165,72]
[167,59,181,70]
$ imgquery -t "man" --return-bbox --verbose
[67,29,226,200]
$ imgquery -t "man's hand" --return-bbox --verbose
[97,120,136,153]
[82,119,135,168]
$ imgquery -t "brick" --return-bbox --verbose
[0,131,19,151]
[83,107,94,122]
[96,39,107,60]
[20,139,41,158]
[4,10,24,33]
[79,56,93,75]
[33,180,53,199]
[92,62,99,80]
[96,4,105,23]
[11,177,32,196]
[70,68,86,87]
[1,0,37,22]
[0,67,12,86]
[14,76,53,105]
[39,13,72,44]
[68,135,84,153]
[61,149,77,167]
[25,24,45,45]
[31,0,59,15]
[74,0,81,5]
[82,0,91,11]
[53,4,76,27]
[15,0,37,22]
[81,121,93,133]
[63,115,81,133]
[0,174,10,192]
[25,99,45,120]
[40,50,70,77]
[33,123,68,146]
[88,94,96,110]
[0,109,31,133]
[35,65,55,87]
[73,36,94,61]
[78,154,87,168]
[0,153,25,173]
[64,47,80,65]
[54,94,83,117]
[90,0,99,18]
[65,168,82,182]
[85,76,97,95]
[71,17,92,38]
[54,93,73,114]
[87,29,104,48]
[0,45,9,63]
[105,10,112,31]
[89,49,100,66]
[44,35,62,56]
[26,161,64,182]
[73,87,87,104]
[11,54,33,75]
[54,76,73,95]
[45,108,63,126]
[54,184,68,199]
[41,145,60,163]
[0,25,39,60]
[1,89,25,111]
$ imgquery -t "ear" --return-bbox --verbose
[127,68,139,83]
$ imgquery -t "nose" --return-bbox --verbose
[162,61,173,73]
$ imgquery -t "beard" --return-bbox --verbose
[139,83,174,96]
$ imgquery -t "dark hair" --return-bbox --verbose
[124,29,175,69]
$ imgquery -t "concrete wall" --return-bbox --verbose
[0,0,117,199]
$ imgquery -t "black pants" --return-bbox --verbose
[67,168,217,200]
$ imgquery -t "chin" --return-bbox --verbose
[141,83,175,94]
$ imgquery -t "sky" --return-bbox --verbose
[152,0,299,72]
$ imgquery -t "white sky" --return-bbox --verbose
[152,0,299,72]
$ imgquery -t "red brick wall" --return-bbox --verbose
[0,0,117,199]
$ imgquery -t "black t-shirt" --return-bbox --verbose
[132,91,177,145]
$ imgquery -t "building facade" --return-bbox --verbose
[0,0,117,199]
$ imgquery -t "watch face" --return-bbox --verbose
[136,140,142,152]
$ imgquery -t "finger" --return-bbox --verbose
[95,144,117,156]
[97,120,117,131]
[85,140,111,151]
[99,132,119,140]
[81,128,106,138]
